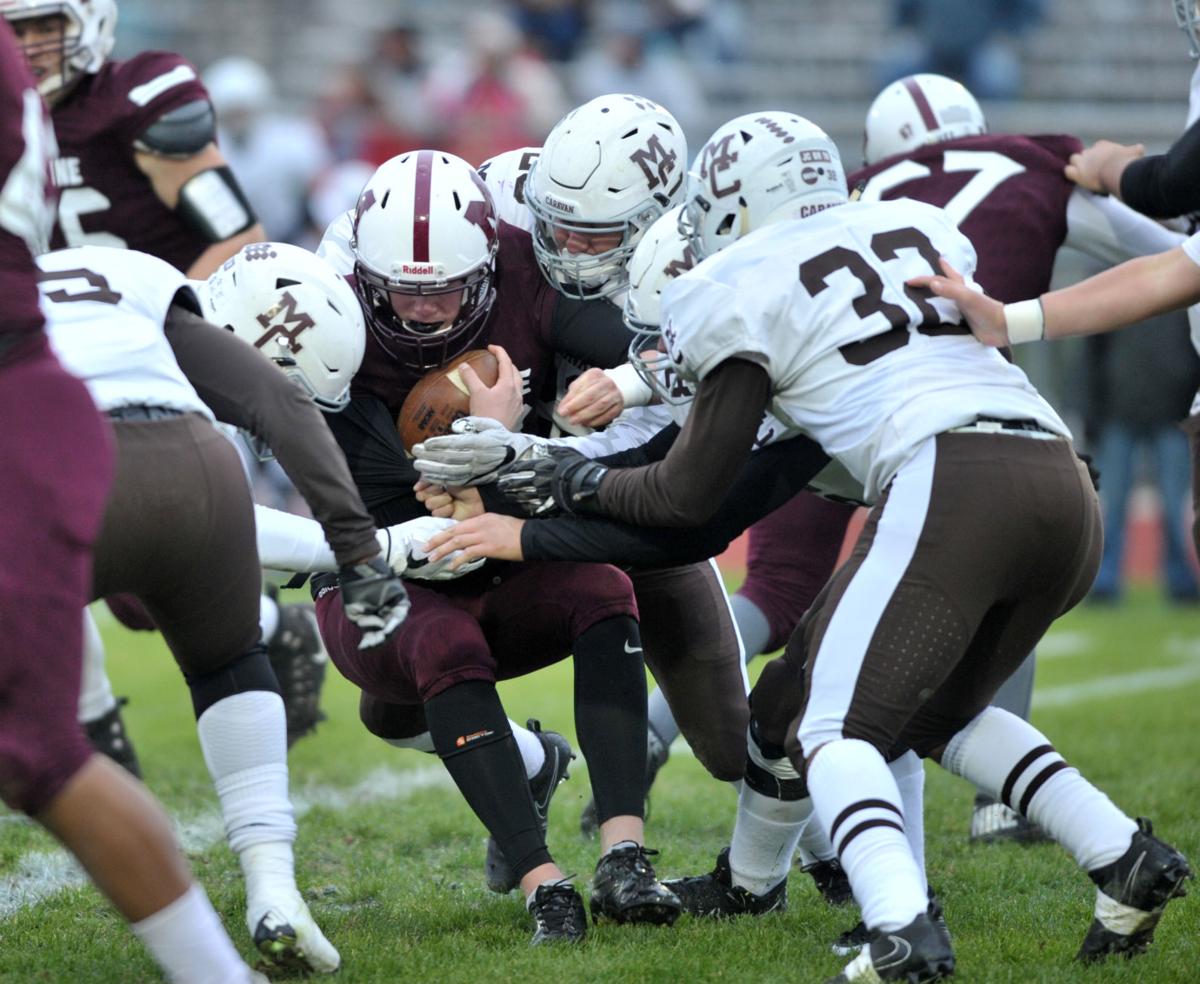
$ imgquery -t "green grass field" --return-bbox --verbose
[1,586,1197,983]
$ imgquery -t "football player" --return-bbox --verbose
[0,0,323,770]
[478,111,1194,981]
[39,241,414,975]
[314,149,681,941]
[0,21,266,984]
[476,95,755,837]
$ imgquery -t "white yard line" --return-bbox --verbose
[0,764,452,920]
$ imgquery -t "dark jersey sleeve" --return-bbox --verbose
[323,394,428,526]
[521,433,829,565]
[162,304,379,565]
[597,359,773,526]
[548,294,636,370]
[1119,117,1200,219]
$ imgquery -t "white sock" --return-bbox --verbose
[729,784,809,896]
[942,707,1136,870]
[808,738,926,932]
[889,750,927,892]
[78,609,118,722]
[239,840,302,933]
[131,883,254,984]
[795,806,836,866]
[646,686,681,748]
[509,720,546,780]
[259,592,280,644]
[197,691,296,853]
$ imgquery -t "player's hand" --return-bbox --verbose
[557,367,625,429]
[414,479,484,520]
[464,344,524,430]
[339,555,410,649]
[413,416,543,486]
[908,257,1009,348]
[378,516,486,579]
[495,447,608,516]
[424,513,526,567]
[1064,139,1144,196]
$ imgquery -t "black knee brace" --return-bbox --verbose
[744,716,810,801]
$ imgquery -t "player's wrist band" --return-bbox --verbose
[1003,298,1045,344]
[603,362,655,408]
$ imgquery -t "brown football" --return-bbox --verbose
[397,348,500,453]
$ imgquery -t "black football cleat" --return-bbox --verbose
[527,880,587,945]
[84,696,142,779]
[590,844,682,926]
[833,894,949,958]
[580,725,669,837]
[664,846,786,918]
[485,720,574,894]
[267,600,328,748]
[802,856,854,906]
[1076,818,1192,962]
[827,911,955,983]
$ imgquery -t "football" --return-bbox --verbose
[397,348,500,453]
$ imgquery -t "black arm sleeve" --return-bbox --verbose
[1119,117,1200,219]
[163,305,379,564]
[323,394,429,526]
[521,435,830,565]
[548,293,636,369]
[597,359,773,526]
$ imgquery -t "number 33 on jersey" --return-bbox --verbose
[661,197,1068,502]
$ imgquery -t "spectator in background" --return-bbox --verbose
[1084,311,1200,604]
[363,22,440,151]
[205,55,332,243]
[875,0,1046,100]
[650,0,743,63]
[509,0,592,62]
[426,10,567,165]
[571,4,705,138]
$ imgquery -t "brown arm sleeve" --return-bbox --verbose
[597,358,772,527]
[163,304,380,566]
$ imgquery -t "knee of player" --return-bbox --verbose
[558,564,638,633]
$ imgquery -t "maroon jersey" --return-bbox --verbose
[849,133,1083,302]
[48,51,212,272]
[351,220,559,422]
[0,22,50,339]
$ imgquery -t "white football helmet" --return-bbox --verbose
[623,206,699,406]
[681,111,847,260]
[351,150,498,370]
[198,242,365,412]
[0,0,117,101]
[525,93,687,300]
[863,74,987,166]
[1175,0,1200,57]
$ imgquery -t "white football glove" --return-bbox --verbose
[377,516,486,580]
[412,416,547,486]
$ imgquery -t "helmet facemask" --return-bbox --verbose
[1175,0,1200,57]
[1,0,116,103]
[353,257,496,371]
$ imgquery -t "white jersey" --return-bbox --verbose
[478,147,539,233]
[39,245,214,420]
[662,198,1070,502]
[316,209,356,275]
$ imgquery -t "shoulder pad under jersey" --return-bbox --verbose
[134,98,216,157]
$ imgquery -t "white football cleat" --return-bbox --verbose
[249,890,341,974]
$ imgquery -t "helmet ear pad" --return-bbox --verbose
[350,150,500,370]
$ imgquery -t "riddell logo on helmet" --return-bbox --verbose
[401,263,438,275]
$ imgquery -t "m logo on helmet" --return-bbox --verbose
[698,134,741,199]
[255,290,314,354]
[662,243,698,279]
[630,134,679,190]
